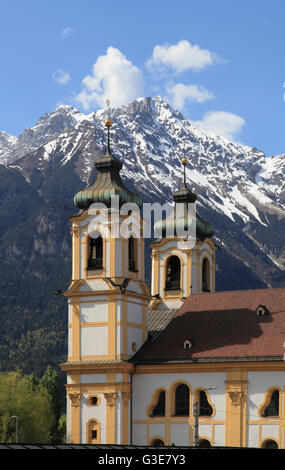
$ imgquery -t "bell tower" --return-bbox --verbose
[61,117,150,444]
[149,157,218,310]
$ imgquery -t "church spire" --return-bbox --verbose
[73,109,143,210]
[182,156,187,186]
[173,156,197,205]
[105,116,112,153]
[150,148,217,310]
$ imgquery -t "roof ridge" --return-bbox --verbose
[190,287,285,296]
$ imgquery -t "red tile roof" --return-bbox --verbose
[136,288,285,363]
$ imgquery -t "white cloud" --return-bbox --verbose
[61,26,74,37]
[194,111,246,141]
[52,69,71,85]
[146,40,221,75]
[75,47,144,110]
[167,83,214,110]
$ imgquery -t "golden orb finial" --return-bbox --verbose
[181,156,188,186]
[105,99,112,152]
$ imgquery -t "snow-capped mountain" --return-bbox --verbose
[0,105,93,165]
[1,96,284,376]
[1,96,285,289]
[0,131,17,160]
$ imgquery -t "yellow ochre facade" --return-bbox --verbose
[62,207,149,444]
[60,119,285,449]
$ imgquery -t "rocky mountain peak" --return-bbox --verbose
[0,96,285,284]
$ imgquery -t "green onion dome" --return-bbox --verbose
[154,182,214,240]
[74,149,143,210]
[74,116,143,210]
[154,212,214,240]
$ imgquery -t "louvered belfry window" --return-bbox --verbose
[202,258,210,292]
[165,256,181,290]
[128,236,136,271]
[88,234,103,269]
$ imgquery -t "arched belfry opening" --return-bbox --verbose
[88,233,103,270]
[149,157,217,310]
[202,257,210,292]
[128,235,137,272]
[165,256,181,291]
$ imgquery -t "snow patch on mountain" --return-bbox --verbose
[1,95,284,284]
[230,185,267,225]
[9,95,282,229]
[1,94,285,228]
[0,105,92,165]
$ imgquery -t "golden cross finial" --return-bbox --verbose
[181,141,188,185]
[105,99,112,151]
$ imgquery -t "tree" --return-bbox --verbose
[40,365,63,443]
[57,415,67,444]
[0,370,55,443]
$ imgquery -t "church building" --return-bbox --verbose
[60,118,285,449]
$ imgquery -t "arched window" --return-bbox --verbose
[87,419,100,444]
[198,390,213,416]
[151,391,165,417]
[151,439,164,447]
[165,256,181,290]
[262,439,278,449]
[128,236,137,272]
[199,438,211,447]
[183,339,192,350]
[174,384,189,416]
[202,258,210,292]
[88,233,103,269]
[261,389,279,417]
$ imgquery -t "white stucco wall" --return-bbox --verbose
[127,326,142,355]
[246,371,285,448]
[80,326,108,356]
[116,325,122,356]
[127,302,142,324]
[115,239,123,277]
[80,302,108,323]
[68,326,72,357]
[247,372,284,419]
[132,371,226,446]
[66,394,71,443]
[131,370,285,448]
[80,243,85,279]
[81,392,106,444]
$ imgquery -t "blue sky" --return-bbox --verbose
[1,0,285,156]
